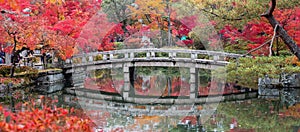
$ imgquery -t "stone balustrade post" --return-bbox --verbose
[125,53,129,59]
[168,52,172,58]
[103,54,107,60]
[88,55,93,62]
[130,52,134,58]
[151,52,155,58]
[110,53,114,60]
[173,52,177,58]
[191,53,197,60]
[82,54,87,64]
[146,52,150,59]
[66,59,71,64]
[213,55,219,61]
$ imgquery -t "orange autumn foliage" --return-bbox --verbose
[0,104,94,131]
[284,103,300,118]
[0,0,102,60]
[286,56,300,66]
[131,116,162,128]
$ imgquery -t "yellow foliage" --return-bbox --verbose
[129,0,166,20]
[59,13,65,21]
[16,44,23,51]
[293,57,300,66]
[46,0,65,5]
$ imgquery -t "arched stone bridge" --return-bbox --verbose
[63,48,249,103]
[64,48,243,72]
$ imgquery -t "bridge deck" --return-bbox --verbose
[64,48,244,73]
[65,49,242,68]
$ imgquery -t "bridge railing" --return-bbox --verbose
[65,48,244,66]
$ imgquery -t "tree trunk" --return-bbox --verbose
[263,15,300,59]
[167,0,172,47]
[8,35,17,113]
[10,35,17,78]
[262,0,300,60]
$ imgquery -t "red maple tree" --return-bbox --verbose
[221,7,300,56]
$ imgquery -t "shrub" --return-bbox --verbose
[0,105,94,131]
[225,56,300,89]
[94,55,103,61]
[0,66,11,77]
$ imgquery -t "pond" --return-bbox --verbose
[1,67,300,131]
[5,90,299,131]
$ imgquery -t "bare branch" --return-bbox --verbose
[243,39,272,56]
[261,0,300,59]
[269,24,279,56]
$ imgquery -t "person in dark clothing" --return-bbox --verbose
[46,52,52,63]
[0,50,5,64]
[41,53,46,68]
[0,57,3,64]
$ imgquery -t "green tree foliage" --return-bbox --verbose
[187,0,300,28]
[101,0,134,23]
[217,100,300,131]
[225,56,300,89]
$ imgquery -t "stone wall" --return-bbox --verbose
[35,71,65,93]
[258,73,300,106]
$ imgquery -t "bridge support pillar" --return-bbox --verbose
[123,64,132,100]
[190,67,198,99]
[71,68,87,88]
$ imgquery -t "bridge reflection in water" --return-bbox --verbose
[62,48,256,131]
[63,85,257,131]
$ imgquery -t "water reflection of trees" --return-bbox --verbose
[83,67,249,96]
[84,69,124,93]
[134,67,190,96]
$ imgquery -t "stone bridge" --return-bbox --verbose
[64,48,243,72]
[63,48,249,103]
